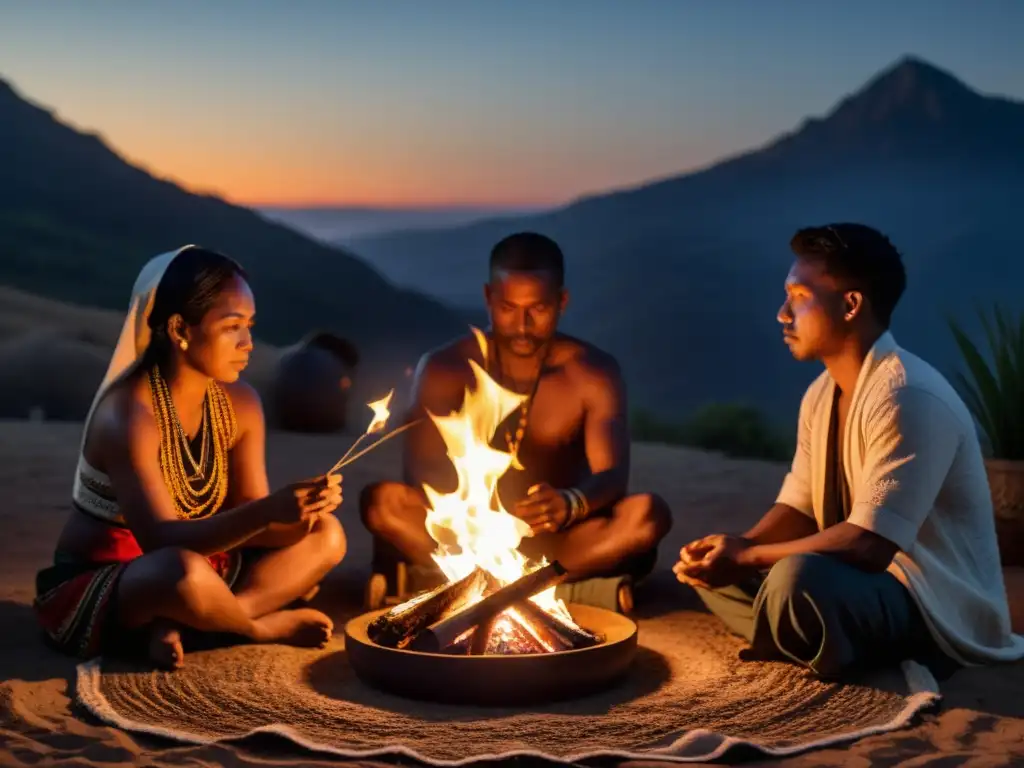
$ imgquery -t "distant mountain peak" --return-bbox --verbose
[746,54,1024,167]
[880,55,973,89]
[842,54,980,116]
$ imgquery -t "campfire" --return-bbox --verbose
[367,561,604,654]
[366,329,602,655]
[345,329,637,704]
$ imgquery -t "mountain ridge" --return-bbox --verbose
[343,56,1024,258]
[345,55,1024,420]
[561,56,1024,213]
[0,76,466,383]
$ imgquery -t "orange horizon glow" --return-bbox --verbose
[93,123,595,210]
[141,154,594,210]
[5,63,720,213]
[53,101,694,212]
[144,162,577,210]
[13,66,717,212]
[235,195,559,209]
[6,4,1024,219]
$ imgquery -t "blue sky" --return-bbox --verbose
[1,0,1021,205]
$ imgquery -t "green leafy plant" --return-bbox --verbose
[948,305,1024,460]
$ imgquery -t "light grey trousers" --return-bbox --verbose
[695,553,950,679]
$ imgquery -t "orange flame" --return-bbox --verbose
[420,327,571,621]
[366,389,394,434]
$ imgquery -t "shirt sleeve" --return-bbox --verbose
[847,386,962,551]
[775,383,816,517]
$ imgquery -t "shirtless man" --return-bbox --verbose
[674,223,1024,678]
[361,232,672,611]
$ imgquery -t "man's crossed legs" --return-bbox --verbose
[695,552,955,679]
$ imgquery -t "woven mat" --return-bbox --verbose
[76,610,941,765]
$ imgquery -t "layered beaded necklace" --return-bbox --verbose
[147,365,237,520]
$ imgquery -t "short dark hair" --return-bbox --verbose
[790,223,906,327]
[489,232,565,288]
[143,246,249,367]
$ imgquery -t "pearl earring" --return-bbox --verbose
[180,340,188,351]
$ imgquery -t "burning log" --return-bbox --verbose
[483,614,549,654]
[469,615,497,655]
[366,567,488,648]
[445,602,600,655]
[407,561,568,653]
[504,606,572,653]
[440,628,475,655]
[444,612,550,655]
[365,560,605,656]
[515,598,605,649]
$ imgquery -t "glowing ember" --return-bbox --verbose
[420,327,577,631]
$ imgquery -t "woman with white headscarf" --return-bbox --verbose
[34,246,347,669]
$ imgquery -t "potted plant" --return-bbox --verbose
[948,305,1024,565]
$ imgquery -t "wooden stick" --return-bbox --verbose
[469,615,498,655]
[506,604,573,652]
[444,611,548,656]
[327,433,369,475]
[333,419,422,470]
[495,612,550,654]
[407,561,568,653]
[515,597,604,648]
[366,567,487,648]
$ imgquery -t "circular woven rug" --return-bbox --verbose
[77,610,940,765]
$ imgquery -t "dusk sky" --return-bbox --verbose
[2,0,1022,207]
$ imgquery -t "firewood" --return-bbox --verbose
[515,597,605,648]
[440,571,504,654]
[443,611,548,655]
[407,561,568,653]
[483,613,548,654]
[468,615,497,655]
[504,604,573,652]
[439,628,474,655]
[366,567,488,648]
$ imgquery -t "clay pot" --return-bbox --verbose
[0,331,109,420]
[270,331,359,433]
[988,459,1024,567]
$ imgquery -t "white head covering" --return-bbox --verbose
[78,245,196,453]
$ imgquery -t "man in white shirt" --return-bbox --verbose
[674,223,1024,679]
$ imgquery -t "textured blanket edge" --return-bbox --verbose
[75,658,942,766]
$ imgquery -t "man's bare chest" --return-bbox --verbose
[494,377,585,449]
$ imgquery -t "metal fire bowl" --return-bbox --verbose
[344,603,638,706]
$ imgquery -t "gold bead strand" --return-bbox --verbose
[153,370,218,502]
[148,366,228,520]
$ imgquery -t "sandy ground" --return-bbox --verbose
[1,419,1023,767]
